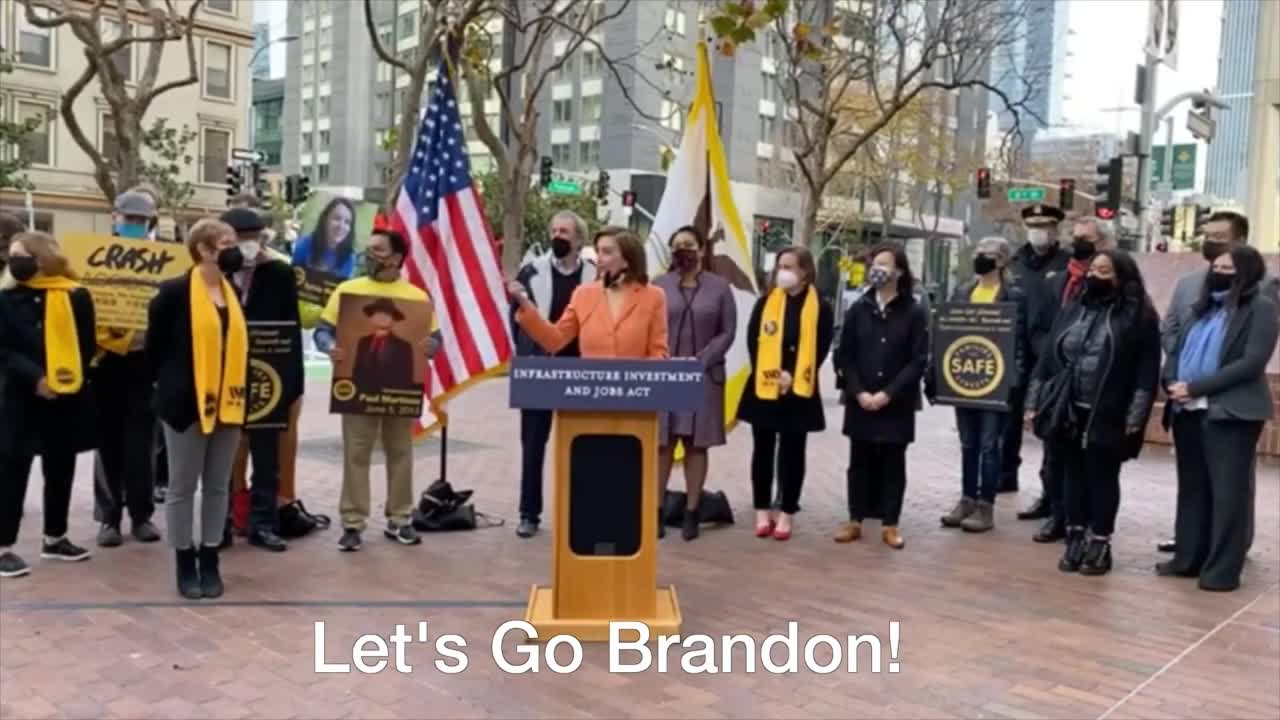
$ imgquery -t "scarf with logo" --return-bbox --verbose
[24,275,84,394]
[754,285,818,400]
[190,268,249,434]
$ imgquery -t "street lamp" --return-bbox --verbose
[247,34,300,151]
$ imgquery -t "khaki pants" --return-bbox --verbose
[340,414,415,531]
[231,397,303,502]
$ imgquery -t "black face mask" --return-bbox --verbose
[216,246,244,274]
[8,255,38,283]
[672,248,699,273]
[366,251,400,280]
[551,237,572,259]
[973,255,997,276]
[1084,275,1116,301]
[1202,242,1226,263]
[1071,237,1096,261]
[1207,271,1234,292]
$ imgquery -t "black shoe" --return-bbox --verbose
[1157,539,1176,553]
[218,525,234,550]
[175,548,201,599]
[681,510,700,541]
[1032,516,1066,543]
[41,537,91,562]
[384,523,421,545]
[516,519,539,538]
[1155,561,1196,578]
[153,485,167,505]
[248,530,288,552]
[1058,529,1086,572]
[0,551,30,578]
[338,528,363,552]
[96,524,123,548]
[197,546,223,598]
[1078,539,1112,576]
[131,521,161,543]
[1017,496,1051,521]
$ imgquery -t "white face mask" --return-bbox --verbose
[1027,228,1053,249]
[238,241,261,263]
[776,268,800,290]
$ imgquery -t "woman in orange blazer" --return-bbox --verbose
[508,227,668,359]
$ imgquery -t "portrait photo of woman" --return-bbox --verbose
[292,196,357,278]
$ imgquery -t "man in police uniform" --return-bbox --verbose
[1005,204,1067,498]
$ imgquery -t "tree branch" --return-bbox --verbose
[364,0,410,74]
[59,54,114,198]
[143,0,202,104]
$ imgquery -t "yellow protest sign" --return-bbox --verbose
[61,232,192,330]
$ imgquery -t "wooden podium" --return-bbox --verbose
[508,357,707,642]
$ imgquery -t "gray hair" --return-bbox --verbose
[1072,216,1116,248]
[549,210,588,244]
[976,235,1012,262]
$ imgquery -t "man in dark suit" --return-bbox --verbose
[352,298,416,390]
[220,207,304,552]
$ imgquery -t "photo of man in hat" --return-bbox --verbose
[351,297,416,391]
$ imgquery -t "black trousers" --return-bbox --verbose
[0,449,76,546]
[519,409,554,522]
[153,422,169,490]
[1040,442,1066,525]
[751,427,807,514]
[1170,412,1262,591]
[246,429,282,532]
[847,440,906,526]
[1000,385,1027,490]
[92,360,156,527]
[1056,438,1123,536]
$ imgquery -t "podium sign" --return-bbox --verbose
[931,302,1017,411]
[509,357,705,642]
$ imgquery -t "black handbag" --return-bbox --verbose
[1032,365,1078,442]
[411,479,503,532]
[278,499,331,538]
[662,489,735,527]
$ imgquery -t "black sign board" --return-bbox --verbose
[931,302,1017,411]
[293,265,342,307]
[245,320,299,429]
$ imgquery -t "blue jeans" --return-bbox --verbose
[956,408,1005,503]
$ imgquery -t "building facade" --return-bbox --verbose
[1204,0,1258,205]
[251,21,271,80]
[252,78,285,171]
[991,0,1069,137]
[0,0,255,233]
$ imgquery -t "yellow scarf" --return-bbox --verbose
[190,268,249,434]
[755,285,819,400]
[96,327,136,356]
[24,275,84,394]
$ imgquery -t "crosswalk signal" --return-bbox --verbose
[1159,206,1176,238]
[1094,157,1123,217]
[621,190,637,208]
[540,156,553,188]
[251,162,267,199]
[976,167,991,199]
[226,165,241,200]
[597,170,610,200]
[1059,178,1075,212]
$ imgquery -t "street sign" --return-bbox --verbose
[1187,110,1215,142]
[1006,187,1045,202]
[1150,144,1197,190]
[232,147,265,163]
[546,180,581,195]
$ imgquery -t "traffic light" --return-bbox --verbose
[1159,206,1175,238]
[226,164,241,200]
[1059,178,1075,212]
[597,170,610,200]
[251,162,266,199]
[1094,157,1123,217]
[621,190,637,208]
[1193,204,1212,236]
[539,156,553,188]
[976,167,991,199]
[285,175,296,205]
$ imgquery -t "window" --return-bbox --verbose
[303,65,314,83]
[552,99,573,127]
[303,132,313,152]
[375,92,391,118]
[318,96,330,117]
[100,112,118,160]
[18,8,56,69]
[206,0,234,14]
[664,8,686,36]
[102,20,132,81]
[660,100,682,131]
[662,53,686,74]
[303,30,314,47]
[761,74,775,102]
[319,130,330,150]
[378,24,393,48]
[17,102,52,166]
[398,12,415,39]
[318,164,330,181]
[204,41,232,100]
[201,128,231,183]
[579,140,599,169]
[319,61,329,82]
[581,95,602,124]
[759,114,775,142]
[581,49,602,77]
[553,56,574,83]
[302,99,313,117]
[551,142,572,168]
[319,27,331,47]
[586,1,605,26]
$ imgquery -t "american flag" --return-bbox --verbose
[391,58,513,432]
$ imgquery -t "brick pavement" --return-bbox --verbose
[2,369,1278,720]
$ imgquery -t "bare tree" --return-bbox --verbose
[20,0,205,202]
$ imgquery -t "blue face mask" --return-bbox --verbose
[115,222,149,239]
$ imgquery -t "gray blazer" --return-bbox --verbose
[1162,291,1279,425]
[1162,268,1279,355]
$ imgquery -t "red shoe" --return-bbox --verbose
[755,521,775,538]
[772,526,792,541]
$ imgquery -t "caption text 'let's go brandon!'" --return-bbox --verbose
[314,621,902,675]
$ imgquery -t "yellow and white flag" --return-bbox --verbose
[648,41,757,434]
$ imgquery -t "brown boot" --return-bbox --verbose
[833,522,862,543]
[882,526,905,549]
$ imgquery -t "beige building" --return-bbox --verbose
[0,0,254,234]
[1245,0,1278,252]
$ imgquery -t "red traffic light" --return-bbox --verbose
[621,190,636,208]
[976,167,991,199]
[1095,207,1116,220]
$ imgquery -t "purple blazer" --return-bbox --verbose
[653,270,737,448]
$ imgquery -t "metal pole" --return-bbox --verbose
[1135,49,1159,248]
[1163,115,1174,186]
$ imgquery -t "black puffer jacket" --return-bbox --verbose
[1026,293,1162,460]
